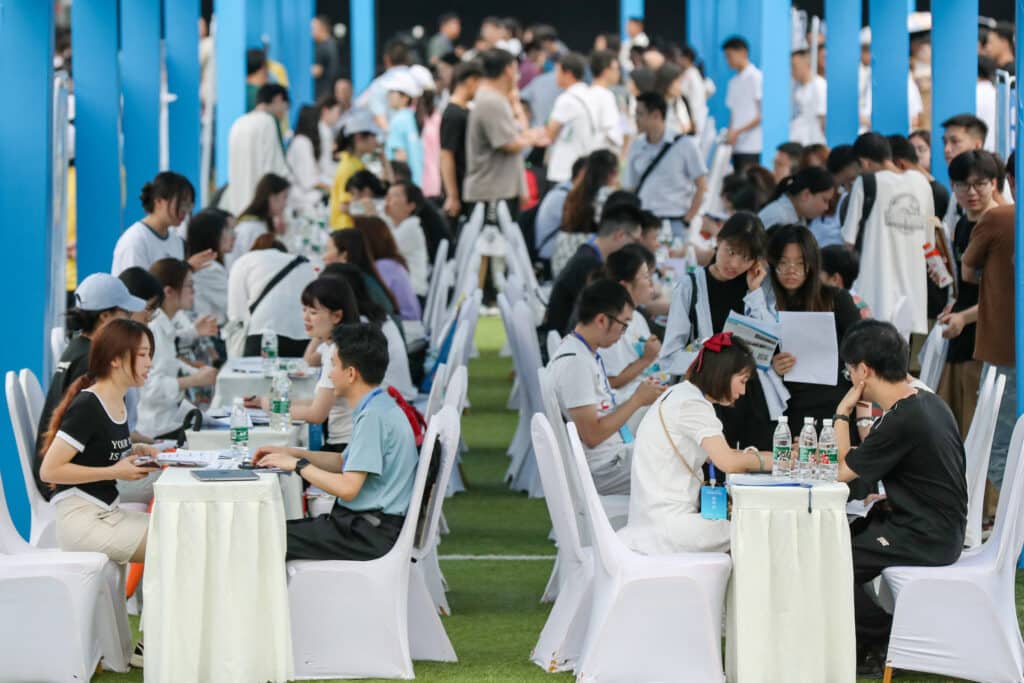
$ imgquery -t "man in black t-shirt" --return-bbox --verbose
[834,320,967,676]
[542,203,643,335]
[440,60,483,220]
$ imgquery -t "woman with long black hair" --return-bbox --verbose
[229,173,291,264]
[757,166,835,230]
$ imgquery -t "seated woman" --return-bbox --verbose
[40,318,160,563]
[324,228,401,321]
[757,166,835,231]
[767,224,861,436]
[551,150,619,278]
[328,113,383,229]
[283,276,360,452]
[621,333,770,555]
[286,105,330,208]
[228,173,291,266]
[355,215,422,322]
[187,208,236,326]
[345,170,387,218]
[139,259,218,440]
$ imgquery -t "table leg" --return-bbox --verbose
[883,666,893,683]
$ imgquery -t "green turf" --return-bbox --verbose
[93,316,1017,682]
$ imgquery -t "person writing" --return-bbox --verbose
[255,324,419,561]
[547,280,666,495]
[831,320,967,677]
[757,166,835,230]
[622,333,769,555]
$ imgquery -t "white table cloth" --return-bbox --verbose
[211,357,317,408]
[184,425,305,520]
[143,468,293,683]
[725,476,855,683]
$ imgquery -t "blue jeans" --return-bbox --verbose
[985,364,1017,489]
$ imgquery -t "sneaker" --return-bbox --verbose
[130,642,144,668]
[855,646,884,679]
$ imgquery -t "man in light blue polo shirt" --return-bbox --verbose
[256,323,419,561]
[624,91,707,241]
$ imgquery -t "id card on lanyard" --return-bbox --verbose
[572,332,634,444]
[700,462,728,520]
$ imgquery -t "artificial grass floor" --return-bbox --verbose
[93,316,1018,682]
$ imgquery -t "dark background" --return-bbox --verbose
[203,1,1014,78]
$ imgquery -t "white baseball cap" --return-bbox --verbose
[75,273,146,312]
[383,70,422,98]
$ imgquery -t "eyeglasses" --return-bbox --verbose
[774,260,807,275]
[609,315,631,330]
[952,180,993,194]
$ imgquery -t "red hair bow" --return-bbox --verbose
[695,332,733,372]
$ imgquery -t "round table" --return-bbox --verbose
[725,475,856,683]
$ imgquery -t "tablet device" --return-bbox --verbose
[191,470,261,482]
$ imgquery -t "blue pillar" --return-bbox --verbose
[930,0,977,186]
[281,0,314,121]
[689,0,744,134]
[247,0,265,49]
[1016,0,1024,418]
[73,1,123,277]
[166,0,202,195]
[620,0,644,45]
[121,0,163,226]
[0,2,55,536]
[215,0,247,187]
[351,0,377,96]
[825,0,861,146]
[758,0,790,167]
[869,0,909,134]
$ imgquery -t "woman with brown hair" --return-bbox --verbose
[323,227,400,318]
[229,173,291,264]
[551,149,619,277]
[40,318,159,564]
[354,216,422,321]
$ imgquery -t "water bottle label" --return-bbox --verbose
[821,447,838,465]
[773,445,791,462]
[230,426,249,443]
[271,399,290,414]
[263,348,277,358]
[798,446,815,463]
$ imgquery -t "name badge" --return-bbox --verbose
[701,485,728,520]
[619,424,635,444]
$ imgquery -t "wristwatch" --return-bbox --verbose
[832,414,852,424]
[294,458,311,476]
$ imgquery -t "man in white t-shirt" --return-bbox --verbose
[723,36,763,172]
[545,52,597,184]
[547,280,665,495]
[790,48,827,145]
[223,84,293,215]
[842,132,934,336]
[588,49,624,155]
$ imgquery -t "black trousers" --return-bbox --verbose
[731,152,761,173]
[286,504,404,561]
[850,518,960,649]
[243,334,309,359]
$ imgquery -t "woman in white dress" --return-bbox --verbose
[620,333,770,555]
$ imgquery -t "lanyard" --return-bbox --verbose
[572,331,617,407]
[356,387,384,416]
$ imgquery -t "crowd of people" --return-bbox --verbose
[40,11,1020,677]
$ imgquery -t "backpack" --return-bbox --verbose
[386,385,428,447]
[838,172,876,255]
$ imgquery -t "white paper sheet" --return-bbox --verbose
[778,311,838,385]
[722,311,780,370]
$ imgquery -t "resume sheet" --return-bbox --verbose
[778,311,838,385]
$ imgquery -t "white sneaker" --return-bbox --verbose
[130,642,144,668]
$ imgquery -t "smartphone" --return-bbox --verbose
[134,456,162,468]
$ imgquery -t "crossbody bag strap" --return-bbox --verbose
[657,390,703,485]
[249,255,307,315]
[635,136,680,195]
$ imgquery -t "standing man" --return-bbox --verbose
[428,13,461,64]
[440,60,483,219]
[983,21,1015,75]
[545,52,596,187]
[723,36,763,172]
[790,48,827,146]
[311,15,341,98]
[589,49,624,155]
[619,17,650,72]
[624,92,707,241]
[463,49,545,218]
[224,84,292,215]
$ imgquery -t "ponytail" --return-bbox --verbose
[771,166,835,203]
[40,373,95,462]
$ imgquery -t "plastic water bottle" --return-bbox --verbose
[771,416,792,478]
[818,419,838,481]
[269,371,291,431]
[261,329,278,375]
[230,397,251,465]
[796,417,818,480]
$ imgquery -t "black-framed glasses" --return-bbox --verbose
[952,180,993,194]
[609,315,631,330]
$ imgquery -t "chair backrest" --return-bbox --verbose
[699,117,718,165]
[964,368,1004,548]
[982,414,1024,573]
[445,320,471,378]
[0,452,32,553]
[50,327,67,374]
[443,365,468,413]
[453,202,485,276]
[531,414,587,566]
[382,318,418,400]
[511,301,544,412]
[458,288,482,363]
[5,372,43,514]
[18,369,44,437]
[701,137,732,216]
[422,238,449,338]
[539,368,591,544]
[423,363,447,420]
[546,330,562,362]
[427,262,455,344]
[413,405,462,560]
[566,422,622,576]
[917,323,949,392]
[505,274,525,305]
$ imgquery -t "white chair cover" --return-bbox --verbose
[50,327,67,374]
[422,238,449,339]
[530,414,593,672]
[505,300,545,498]
[5,371,57,547]
[701,135,733,217]
[881,414,1024,682]
[917,322,950,391]
[497,294,532,475]
[286,407,460,679]
[964,367,1004,548]
[565,423,733,682]
[546,330,562,362]
[383,317,418,401]
[18,368,44,436]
